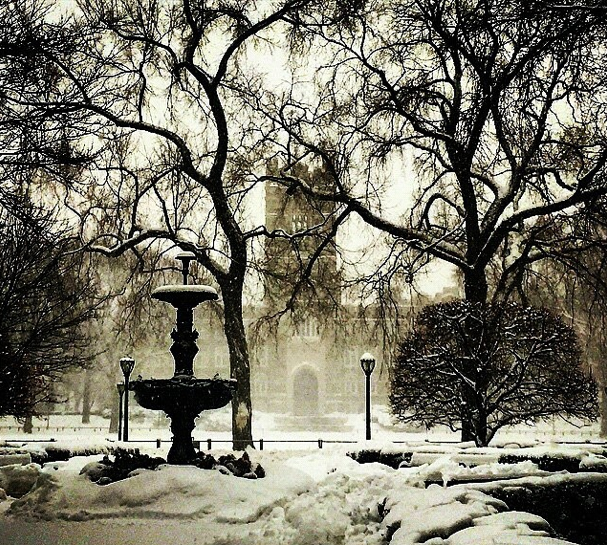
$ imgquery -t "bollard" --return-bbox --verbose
[259,438,264,451]
[207,438,212,450]
[318,439,323,449]
[156,438,161,448]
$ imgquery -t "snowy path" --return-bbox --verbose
[0,518,225,545]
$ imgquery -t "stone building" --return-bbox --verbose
[247,163,390,424]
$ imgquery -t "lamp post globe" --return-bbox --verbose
[360,353,376,440]
[360,352,376,376]
[119,357,136,441]
[120,356,136,380]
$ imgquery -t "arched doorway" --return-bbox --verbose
[292,366,319,416]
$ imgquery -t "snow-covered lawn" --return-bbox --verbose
[0,411,604,544]
[0,445,593,545]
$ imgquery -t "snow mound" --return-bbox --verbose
[449,512,578,545]
[8,460,314,522]
[0,447,593,544]
[384,485,505,543]
[579,452,607,471]
[415,456,547,485]
[383,483,577,545]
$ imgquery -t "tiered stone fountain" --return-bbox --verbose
[130,252,236,464]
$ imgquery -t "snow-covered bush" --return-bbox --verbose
[391,301,598,446]
[347,449,413,469]
[80,450,166,485]
[80,449,265,485]
[486,475,607,544]
[498,453,583,473]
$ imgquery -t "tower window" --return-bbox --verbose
[296,317,320,338]
[291,213,308,232]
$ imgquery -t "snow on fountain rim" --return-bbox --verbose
[152,284,218,297]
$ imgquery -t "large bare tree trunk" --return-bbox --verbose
[464,267,489,305]
[222,278,253,450]
[23,415,33,434]
[461,267,488,442]
[474,410,490,448]
[460,400,474,443]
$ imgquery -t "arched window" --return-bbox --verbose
[296,317,319,338]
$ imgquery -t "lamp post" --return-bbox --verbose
[360,352,376,441]
[119,357,136,441]
[116,382,125,441]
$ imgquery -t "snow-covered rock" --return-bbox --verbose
[0,463,40,498]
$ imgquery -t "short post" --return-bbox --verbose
[120,357,136,442]
[116,382,125,441]
[360,352,376,441]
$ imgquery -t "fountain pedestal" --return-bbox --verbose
[129,263,236,464]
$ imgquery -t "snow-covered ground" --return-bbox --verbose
[0,409,605,544]
[1,404,599,445]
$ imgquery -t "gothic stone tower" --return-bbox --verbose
[253,162,356,421]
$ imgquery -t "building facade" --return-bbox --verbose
[248,163,390,420]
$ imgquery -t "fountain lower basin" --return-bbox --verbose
[132,377,236,414]
[131,377,237,464]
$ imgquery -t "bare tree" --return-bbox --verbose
[0,201,98,419]
[231,0,607,441]
[522,195,607,435]
[0,0,93,199]
[1,0,357,447]
[391,301,598,446]
[253,0,607,308]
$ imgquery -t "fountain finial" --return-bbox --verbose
[175,251,196,285]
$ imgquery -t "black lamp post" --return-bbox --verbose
[360,352,376,441]
[116,382,125,441]
[120,357,136,441]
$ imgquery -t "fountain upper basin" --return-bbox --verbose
[151,285,218,308]
[131,377,236,415]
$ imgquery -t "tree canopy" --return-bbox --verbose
[0,0,343,447]
[255,0,607,307]
[4,0,607,437]
[390,300,598,446]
